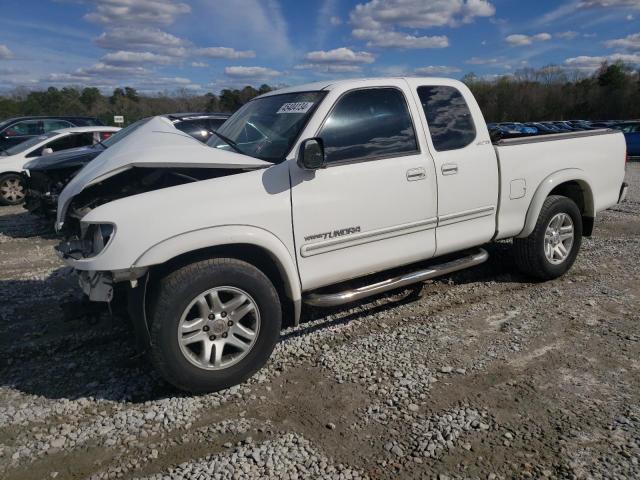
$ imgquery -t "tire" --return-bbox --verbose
[149,258,282,393]
[513,195,582,280]
[0,173,26,206]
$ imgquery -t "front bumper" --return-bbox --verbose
[79,271,114,302]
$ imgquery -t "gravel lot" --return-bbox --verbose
[0,164,638,480]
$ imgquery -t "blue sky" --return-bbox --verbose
[0,0,639,94]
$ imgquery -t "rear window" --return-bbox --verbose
[417,86,476,152]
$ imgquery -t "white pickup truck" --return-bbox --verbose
[55,78,628,393]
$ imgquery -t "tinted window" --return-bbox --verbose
[319,88,418,163]
[43,119,73,132]
[4,120,41,137]
[175,120,210,141]
[417,86,476,151]
[207,118,226,131]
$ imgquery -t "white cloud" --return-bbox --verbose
[304,48,375,65]
[505,33,552,46]
[296,48,375,74]
[414,65,462,75]
[83,0,191,26]
[349,0,494,49]
[95,27,189,57]
[330,16,342,25]
[466,56,502,65]
[0,45,12,60]
[564,53,640,70]
[579,0,640,8]
[45,72,94,84]
[353,29,449,48]
[224,66,283,79]
[557,31,579,39]
[79,62,152,77]
[295,64,364,73]
[350,0,496,30]
[102,50,172,65]
[0,67,26,75]
[194,47,256,59]
[604,32,640,51]
[191,62,208,68]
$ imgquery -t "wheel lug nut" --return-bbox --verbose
[222,333,228,338]
[208,314,215,320]
[227,320,233,326]
[209,335,216,341]
[203,326,209,332]
[221,311,227,318]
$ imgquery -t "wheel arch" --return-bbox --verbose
[517,169,595,238]
[134,225,302,326]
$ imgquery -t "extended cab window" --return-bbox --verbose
[320,88,418,163]
[418,86,476,151]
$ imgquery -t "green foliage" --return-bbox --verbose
[462,62,640,122]
[0,84,275,125]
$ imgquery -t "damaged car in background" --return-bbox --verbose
[23,113,229,219]
[55,78,627,393]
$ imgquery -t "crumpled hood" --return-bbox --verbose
[56,116,270,229]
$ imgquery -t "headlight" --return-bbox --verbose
[81,222,115,257]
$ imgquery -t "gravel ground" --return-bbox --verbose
[0,163,638,479]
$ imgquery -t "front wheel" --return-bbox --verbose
[149,258,282,393]
[0,174,26,206]
[513,195,582,280]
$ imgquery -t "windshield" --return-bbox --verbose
[4,132,58,156]
[207,91,326,162]
[101,117,151,148]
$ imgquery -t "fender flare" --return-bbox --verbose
[133,225,302,324]
[517,168,594,238]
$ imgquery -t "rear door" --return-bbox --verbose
[290,80,438,291]
[406,79,499,255]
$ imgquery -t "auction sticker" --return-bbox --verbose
[277,102,314,114]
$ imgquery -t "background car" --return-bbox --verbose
[169,113,230,142]
[0,126,119,205]
[23,113,230,217]
[0,116,104,152]
[612,121,640,159]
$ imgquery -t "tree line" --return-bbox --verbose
[464,62,640,122]
[0,84,274,125]
[0,62,638,125]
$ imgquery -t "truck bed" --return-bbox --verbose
[493,128,626,240]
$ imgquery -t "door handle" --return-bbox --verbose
[441,163,458,175]
[406,167,426,181]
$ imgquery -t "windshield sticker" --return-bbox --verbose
[277,102,314,114]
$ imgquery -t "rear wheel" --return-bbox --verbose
[513,195,582,280]
[0,174,26,206]
[149,258,281,393]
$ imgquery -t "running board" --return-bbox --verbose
[303,248,489,308]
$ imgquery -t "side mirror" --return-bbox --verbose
[297,138,325,170]
[41,147,54,156]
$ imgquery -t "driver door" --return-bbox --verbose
[290,81,438,291]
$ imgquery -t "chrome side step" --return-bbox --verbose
[303,248,489,308]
